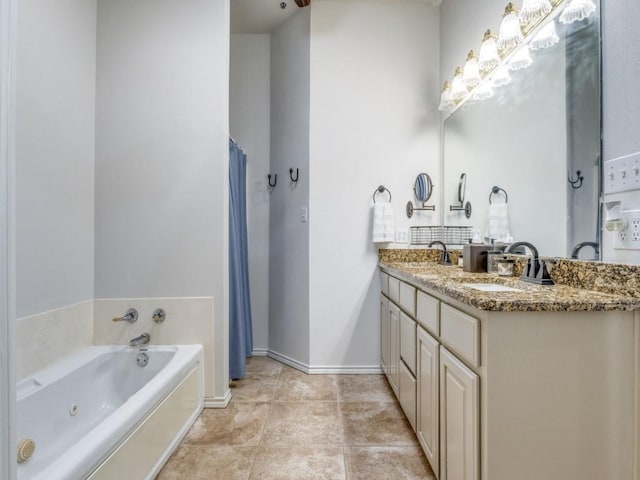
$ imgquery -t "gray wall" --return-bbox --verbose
[95,0,229,397]
[16,0,97,317]
[269,9,311,365]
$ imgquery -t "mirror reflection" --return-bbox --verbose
[443,5,601,259]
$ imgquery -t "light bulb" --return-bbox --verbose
[479,30,500,71]
[473,82,494,101]
[519,0,552,23]
[559,0,596,24]
[497,3,524,51]
[450,67,468,102]
[438,81,454,112]
[509,45,533,71]
[530,21,559,50]
[462,51,481,88]
[492,65,512,87]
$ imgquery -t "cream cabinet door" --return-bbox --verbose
[380,295,389,375]
[417,326,439,477]
[440,347,479,480]
[388,302,400,396]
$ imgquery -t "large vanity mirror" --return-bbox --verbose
[443,2,601,259]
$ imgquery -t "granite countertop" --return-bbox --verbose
[380,261,640,312]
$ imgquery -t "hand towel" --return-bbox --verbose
[372,202,395,243]
[487,202,510,242]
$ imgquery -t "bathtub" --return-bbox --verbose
[16,345,204,480]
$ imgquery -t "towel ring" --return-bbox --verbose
[489,186,508,204]
[373,185,392,203]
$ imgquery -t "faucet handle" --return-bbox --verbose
[113,308,138,323]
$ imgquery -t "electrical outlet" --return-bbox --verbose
[395,229,409,244]
[614,209,640,249]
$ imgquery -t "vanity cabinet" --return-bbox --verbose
[388,301,400,397]
[417,326,439,477]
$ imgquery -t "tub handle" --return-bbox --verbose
[112,308,138,323]
[152,308,166,323]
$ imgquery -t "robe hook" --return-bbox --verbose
[289,168,299,183]
[268,174,277,189]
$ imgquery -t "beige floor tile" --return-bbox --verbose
[273,368,339,401]
[261,402,342,446]
[344,446,435,480]
[181,402,270,446]
[231,373,280,401]
[157,445,257,480]
[336,375,395,403]
[340,401,417,446]
[250,446,346,480]
[245,356,283,375]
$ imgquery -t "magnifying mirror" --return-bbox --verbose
[407,173,436,218]
[449,173,472,218]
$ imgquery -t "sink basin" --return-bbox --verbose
[461,283,523,293]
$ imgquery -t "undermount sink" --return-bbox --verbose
[461,283,523,293]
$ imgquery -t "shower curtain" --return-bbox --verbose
[229,139,253,380]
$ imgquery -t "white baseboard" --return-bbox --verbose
[251,347,268,357]
[267,349,383,375]
[204,389,231,409]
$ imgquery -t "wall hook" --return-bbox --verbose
[568,170,584,189]
[289,168,299,182]
[268,174,277,189]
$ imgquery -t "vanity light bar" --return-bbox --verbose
[440,0,596,116]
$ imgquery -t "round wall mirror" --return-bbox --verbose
[458,173,466,203]
[414,173,433,205]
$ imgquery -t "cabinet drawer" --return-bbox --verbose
[380,272,389,296]
[388,276,400,304]
[399,360,417,432]
[416,290,439,336]
[399,281,416,316]
[400,311,416,375]
[440,304,480,368]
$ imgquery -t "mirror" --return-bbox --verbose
[407,173,435,218]
[449,173,472,219]
[443,3,601,259]
[458,173,466,204]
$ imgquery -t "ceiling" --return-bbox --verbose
[231,0,442,34]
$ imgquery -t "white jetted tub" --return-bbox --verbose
[16,345,204,480]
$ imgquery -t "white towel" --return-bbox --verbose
[372,202,395,243]
[487,203,511,242]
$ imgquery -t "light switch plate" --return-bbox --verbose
[395,229,409,244]
[604,153,640,194]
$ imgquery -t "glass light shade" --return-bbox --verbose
[473,82,494,101]
[450,67,468,101]
[519,0,552,23]
[492,65,512,87]
[462,51,481,88]
[508,45,533,71]
[497,3,524,51]
[530,22,560,50]
[438,81,454,112]
[479,30,500,71]
[559,0,596,24]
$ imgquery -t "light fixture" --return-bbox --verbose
[492,65,512,87]
[438,81,454,111]
[450,67,468,102]
[497,3,524,51]
[530,21,559,50]
[473,82,494,101]
[508,45,533,71]
[462,51,481,88]
[519,0,552,23]
[559,0,596,24]
[479,30,501,71]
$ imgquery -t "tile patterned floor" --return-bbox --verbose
[157,357,436,480]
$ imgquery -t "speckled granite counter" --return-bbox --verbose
[380,260,640,312]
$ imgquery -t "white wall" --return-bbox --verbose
[95,0,230,401]
[308,1,440,368]
[601,0,640,264]
[229,34,270,353]
[269,9,311,366]
[16,0,96,318]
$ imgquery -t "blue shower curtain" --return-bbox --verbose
[229,139,253,379]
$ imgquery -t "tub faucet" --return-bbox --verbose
[113,308,138,323]
[428,240,453,266]
[505,241,554,285]
[129,333,150,347]
[570,241,599,259]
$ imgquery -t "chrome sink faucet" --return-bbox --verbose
[129,333,150,347]
[505,241,554,285]
[428,240,453,266]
